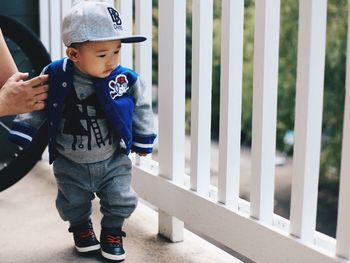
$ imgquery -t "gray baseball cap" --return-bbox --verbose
[62,1,146,47]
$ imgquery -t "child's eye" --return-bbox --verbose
[97,54,106,58]
[114,50,120,54]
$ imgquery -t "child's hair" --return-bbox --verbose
[69,42,84,49]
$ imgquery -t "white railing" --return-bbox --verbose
[39,0,350,262]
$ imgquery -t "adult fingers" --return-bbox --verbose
[31,85,49,96]
[33,91,48,101]
[8,72,29,82]
[22,74,49,88]
[32,101,46,111]
[25,100,46,112]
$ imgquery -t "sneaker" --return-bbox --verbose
[100,227,126,261]
[68,221,101,253]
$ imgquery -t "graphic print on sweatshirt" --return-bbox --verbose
[55,85,118,163]
[61,88,112,150]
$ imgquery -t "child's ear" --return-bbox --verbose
[66,47,79,62]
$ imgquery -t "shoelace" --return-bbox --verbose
[79,229,95,238]
[106,235,122,245]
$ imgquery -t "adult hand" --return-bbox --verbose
[0,72,48,116]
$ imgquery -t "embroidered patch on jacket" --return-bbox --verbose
[109,74,129,99]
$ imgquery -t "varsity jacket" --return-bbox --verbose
[9,58,156,164]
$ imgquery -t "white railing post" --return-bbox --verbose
[335,2,350,258]
[157,0,186,242]
[134,0,152,88]
[190,0,213,196]
[40,0,73,60]
[115,0,133,68]
[250,0,280,224]
[218,0,244,207]
[39,0,50,53]
[134,0,153,168]
[290,0,327,242]
[49,0,62,60]
[61,0,73,56]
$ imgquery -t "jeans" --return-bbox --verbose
[53,151,138,228]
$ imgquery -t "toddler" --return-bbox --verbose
[9,1,156,261]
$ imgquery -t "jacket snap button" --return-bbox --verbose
[53,103,58,107]
[62,82,67,87]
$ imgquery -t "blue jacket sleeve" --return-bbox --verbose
[8,110,47,148]
[8,66,49,148]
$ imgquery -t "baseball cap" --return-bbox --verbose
[62,1,146,47]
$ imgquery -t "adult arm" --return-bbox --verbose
[0,28,17,87]
[0,29,49,116]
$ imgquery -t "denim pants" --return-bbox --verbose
[53,151,138,228]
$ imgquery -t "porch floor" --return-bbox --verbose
[0,158,242,263]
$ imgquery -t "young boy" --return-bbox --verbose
[9,1,156,261]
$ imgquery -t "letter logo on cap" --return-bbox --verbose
[107,7,123,30]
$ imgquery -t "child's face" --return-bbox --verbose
[67,40,121,78]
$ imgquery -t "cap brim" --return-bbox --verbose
[64,35,147,46]
[120,35,147,43]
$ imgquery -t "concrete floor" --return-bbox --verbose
[0,158,242,263]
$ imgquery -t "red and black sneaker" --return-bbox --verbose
[100,227,126,261]
[68,221,100,253]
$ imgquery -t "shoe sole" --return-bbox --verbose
[76,244,101,253]
[101,250,126,261]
